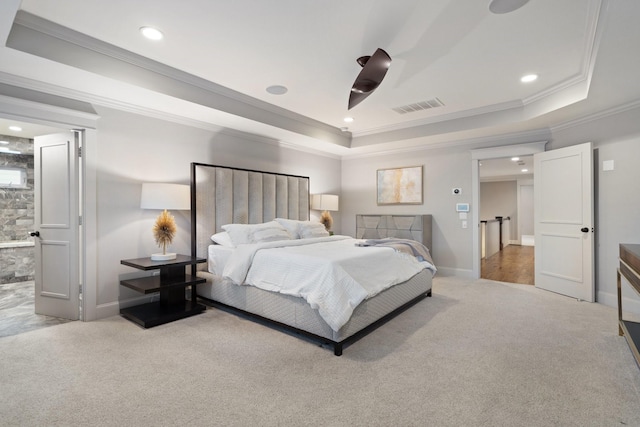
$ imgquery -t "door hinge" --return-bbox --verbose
[78,146,82,157]
[79,215,83,226]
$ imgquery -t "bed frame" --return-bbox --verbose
[190,162,433,355]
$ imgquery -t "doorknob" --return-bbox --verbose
[29,231,40,237]
[580,227,589,233]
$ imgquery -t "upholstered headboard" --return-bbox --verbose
[191,163,310,270]
[356,214,432,250]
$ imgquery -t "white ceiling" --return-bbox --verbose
[0,0,639,158]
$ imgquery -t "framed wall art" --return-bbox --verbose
[376,165,423,205]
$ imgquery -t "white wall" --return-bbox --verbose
[342,104,640,313]
[342,145,473,277]
[92,107,342,318]
[89,103,640,318]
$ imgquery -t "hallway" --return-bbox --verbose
[481,244,534,285]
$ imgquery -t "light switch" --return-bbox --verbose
[603,160,614,171]
[462,220,468,229]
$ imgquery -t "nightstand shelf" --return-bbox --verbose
[120,274,204,294]
[120,254,206,328]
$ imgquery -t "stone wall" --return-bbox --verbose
[0,242,35,284]
[0,134,34,284]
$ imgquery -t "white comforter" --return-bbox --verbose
[221,235,436,331]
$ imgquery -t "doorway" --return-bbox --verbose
[479,170,534,285]
[0,119,76,336]
[471,142,547,280]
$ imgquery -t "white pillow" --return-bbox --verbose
[251,224,292,243]
[222,221,291,246]
[274,218,304,239]
[211,231,235,247]
[298,221,330,239]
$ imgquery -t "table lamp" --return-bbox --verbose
[311,194,339,231]
[140,183,190,260]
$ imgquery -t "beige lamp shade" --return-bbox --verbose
[311,194,339,211]
[311,194,339,232]
[140,183,190,261]
[140,183,190,210]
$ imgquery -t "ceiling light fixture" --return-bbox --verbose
[344,117,354,123]
[521,168,529,172]
[140,26,164,41]
[489,0,529,14]
[0,140,9,144]
[8,126,22,131]
[511,157,520,161]
[266,85,288,95]
[521,74,538,83]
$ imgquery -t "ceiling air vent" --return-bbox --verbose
[392,98,444,114]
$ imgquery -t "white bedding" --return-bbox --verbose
[220,235,436,331]
[208,245,234,276]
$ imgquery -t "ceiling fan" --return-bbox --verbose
[348,48,392,110]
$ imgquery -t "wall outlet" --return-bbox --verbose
[452,188,462,195]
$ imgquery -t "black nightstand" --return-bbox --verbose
[120,254,206,328]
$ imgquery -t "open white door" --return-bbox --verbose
[534,142,594,301]
[33,132,80,319]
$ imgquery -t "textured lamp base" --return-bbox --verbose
[150,252,177,261]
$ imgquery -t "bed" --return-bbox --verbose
[190,162,435,355]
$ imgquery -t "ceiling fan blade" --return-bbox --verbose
[348,48,391,110]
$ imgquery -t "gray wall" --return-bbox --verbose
[342,104,640,312]
[342,144,473,277]
[13,101,638,317]
[94,107,342,315]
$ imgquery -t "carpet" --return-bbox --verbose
[1,276,639,426]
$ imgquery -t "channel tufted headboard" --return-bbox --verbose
[191,163,310,271]
[356,214,432,251]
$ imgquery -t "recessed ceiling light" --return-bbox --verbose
[489,0,529,14]
[521,74,538,83]
[344,117,354,123]
[511,157,520,161]
[9,126,22,131]
[521,168,529,172]
[266,85,288,95]
[140,26,163,41]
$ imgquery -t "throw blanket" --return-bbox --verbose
[356,238,435,267]
[221,236,436,331]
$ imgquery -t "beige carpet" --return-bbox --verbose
[1,276,639,426]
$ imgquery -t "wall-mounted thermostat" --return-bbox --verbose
[456,203,470,212]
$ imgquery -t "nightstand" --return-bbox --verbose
[120,254,206,328]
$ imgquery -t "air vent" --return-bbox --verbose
[392,98,444,114]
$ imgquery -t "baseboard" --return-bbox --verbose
[92,301,120,320]
[435,267,474,279]
[521,235,535,246]
[598,290,640,315]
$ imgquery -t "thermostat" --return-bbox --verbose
[456,203,469,212]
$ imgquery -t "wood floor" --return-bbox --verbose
[481,244,534,285]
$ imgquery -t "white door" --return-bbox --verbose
[33,132,80,319]
[534,142,594,301]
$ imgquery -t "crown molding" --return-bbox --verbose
[9,11,350,148]
[550,99,640,133]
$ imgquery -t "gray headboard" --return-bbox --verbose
[191,163,310,270]
[356,214,432,250]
